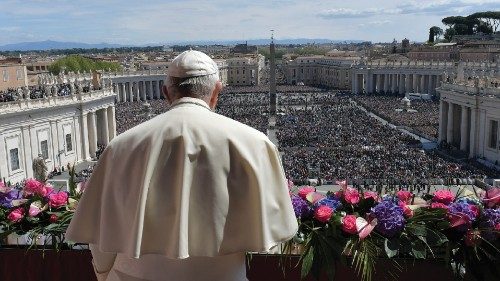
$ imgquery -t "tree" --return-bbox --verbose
[48,55,121,75]
[469,11,500,32]
[444,28,457,42]
[429,26,444,42]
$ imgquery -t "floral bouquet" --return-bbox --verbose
[284,181,500,281]
[0,166,84,249]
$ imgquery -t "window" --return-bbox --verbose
[16,69,23,80]
[2,70,8,82]
[40,140,49,159]
[489,120,498,149]
[9,148,20,171]
[65,133,73,152]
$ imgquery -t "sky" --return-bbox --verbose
[0,0,498,45]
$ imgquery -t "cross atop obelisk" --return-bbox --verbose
[269,30,277,116]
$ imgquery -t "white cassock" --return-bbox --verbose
[66,97,298,281]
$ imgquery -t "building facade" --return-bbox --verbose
[0,64,28,91]
[283,56,356,90]
[0,86,116,184]
[437,81,500,163]
[226,55,265,86]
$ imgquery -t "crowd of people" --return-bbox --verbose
[276,94,498,184]
[354,94,439,140]
[112,86,498,186]
[0,83,91,102]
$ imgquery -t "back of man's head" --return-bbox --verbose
[166,50,220,99]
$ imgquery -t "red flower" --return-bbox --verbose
[342,215,358,234]
[7,208,24,223]
[363,191,378,201]
[49,214,58,223]
[433,190,454,205]
[344,187,360,205]
[298,187,315,200]
[48,191,69,208]
[397,190,412,204]
[431,202,449,210]
[314,205,333,223]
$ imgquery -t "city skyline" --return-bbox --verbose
[0,0,498,46]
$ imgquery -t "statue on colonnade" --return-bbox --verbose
[32,154,48,182]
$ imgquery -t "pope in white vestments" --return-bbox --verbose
[65,50,298,281]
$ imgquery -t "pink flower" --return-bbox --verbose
[314,205,333,223]
[49,214,58,223]
[431,202,449,210]
[7,208,24,223]
[397,190,412,204]
[342,215,358,234]
[344,187,360,205]
[433,190,454,205]
[24,178,44,195]
[0,181,7,193]
[363,191,379,201]
[298,187,315,200]
[399,202,414,218]
[495,224,500,231]
[465,229,481,247]
[48,192,68,208]
[24,179,53,197]
[28,204,42,217]
[483,188,500,208]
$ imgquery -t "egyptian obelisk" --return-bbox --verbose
[269,31,277,116]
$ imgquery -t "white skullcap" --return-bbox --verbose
[168,50,218,78]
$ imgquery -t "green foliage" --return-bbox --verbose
[0,46,162,57]
[258,47,286,60]
[48,55,121,75]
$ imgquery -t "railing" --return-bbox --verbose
[103,69,167,78]
[440,82,500,97]
[0,88,116,114]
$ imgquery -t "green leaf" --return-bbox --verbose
[384,238,400,258]
[411,239,427,259]
[301,245,314,279]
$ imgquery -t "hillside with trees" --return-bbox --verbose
[48,55,121,75]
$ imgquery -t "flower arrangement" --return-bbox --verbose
[0,166,84,249]
[284,181,500,281]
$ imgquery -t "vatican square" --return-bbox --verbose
[0,1,499,281]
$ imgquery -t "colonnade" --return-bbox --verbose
[438,100,476,158]
[80,106,117,159]
[112,80,164,102]
[352,72,443,95]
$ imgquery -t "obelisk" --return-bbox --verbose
[269,32,277,116]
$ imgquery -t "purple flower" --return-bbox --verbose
[480,208,500,241]
[0,189,20,208]
[314,197,342,210]
[371,200,405,237]
[448,201,477,232]
[291,195,313,219]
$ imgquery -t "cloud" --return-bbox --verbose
[319,0,500,19]
[358,20,392,27]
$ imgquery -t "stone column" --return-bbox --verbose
[469,107,477,158]
[21,126,33,178]
[107,106,117,140]
[352,73,358,94]
[427,75,433,95]
[120,83,126,102]
[114,84,120,102]
[399,74,405,94]
[420,75,426,94]
[391,74,397,93]
[412,74,418,93]
[87,112,97,159]
[383,74,389,92]
[80,113,90,160]
[100,108,110,145]
[447,102,454,144]
[141,81,146,101]
[460,105,469,151]
[127,82,133,102]
[406,74,412,93]
[135,82,140,101]
[148,81,154,100]
[156,81,162,99]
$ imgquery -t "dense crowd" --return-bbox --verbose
[113,87,498,186]
[276,95,498,183]
[0,83,91,102]
[354,94,439,139]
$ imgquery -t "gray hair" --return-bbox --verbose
[166,73,219,99]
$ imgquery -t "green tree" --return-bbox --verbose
[428,28,435,43]
[48,55,121,75]
[469,11,500,32]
